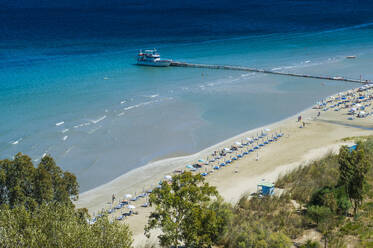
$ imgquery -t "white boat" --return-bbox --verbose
[137,49,172,67]
[346,55,356,59]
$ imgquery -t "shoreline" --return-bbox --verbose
[75,102,314,212]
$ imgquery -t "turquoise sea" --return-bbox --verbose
[1,1,373,191]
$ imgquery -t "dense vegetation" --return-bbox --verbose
[0,153,133,248]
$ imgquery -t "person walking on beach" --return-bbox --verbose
[112,194,116,204]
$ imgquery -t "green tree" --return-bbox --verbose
[0,203,133,248]
[145,172,220,247]
[307,205,332,225]
[338,144,371,216]
[0,153,79,209]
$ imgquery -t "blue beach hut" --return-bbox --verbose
[348,144,357,152]
[257,182,275,196]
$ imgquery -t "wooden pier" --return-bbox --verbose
[170,61,369,84]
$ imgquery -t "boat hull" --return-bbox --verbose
[137,60,171,67]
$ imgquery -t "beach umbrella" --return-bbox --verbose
[186,164,193,169]
[127,205,136,209]
[264,128,271,132]
[198,159,204,163]
[224,148,230,152]
[164,175,172,180]
[235,142,242,146]
[125,194,132,199]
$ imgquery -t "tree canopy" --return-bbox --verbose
[0,153,79,209]
[0,203,132,248]
[145,172,222,248]
[338,143,371,216]
[0,153,133,248]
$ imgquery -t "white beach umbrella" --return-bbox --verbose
[235,142,242,146]
[125,194,132,199]
[356,104,362,107]
[127,205,136,209]
[264,128,271,132]
[224,147,230,151]
[164,175,172,181]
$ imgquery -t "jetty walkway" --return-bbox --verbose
[170,61,369,84]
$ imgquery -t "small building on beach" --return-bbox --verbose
[257,182,275,196]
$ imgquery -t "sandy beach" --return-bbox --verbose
[75,85,373,246]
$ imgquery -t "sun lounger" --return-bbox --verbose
[138,193,147,198]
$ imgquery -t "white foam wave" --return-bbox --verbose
[124,106,136,111]
[56,121,64,126]
[62,135,68,141]
[62,128,69,133]
[11,138,22,145]
[120,100,127,104]
[74,122,91,128]
[120,97,172,114]
[91,116,106,124]
[65,147,73,155]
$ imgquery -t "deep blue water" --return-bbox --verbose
[1,0,373,191]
